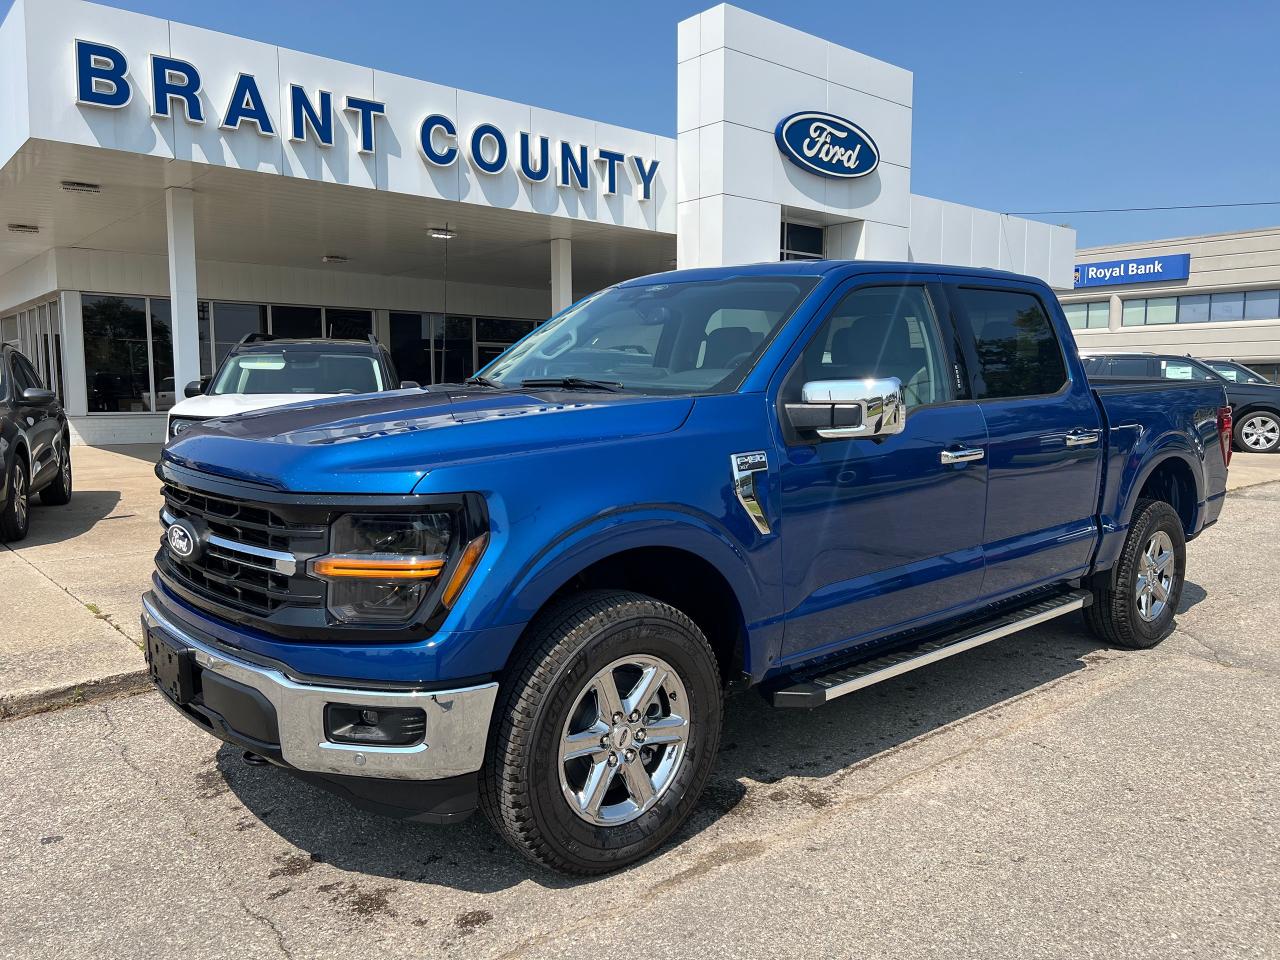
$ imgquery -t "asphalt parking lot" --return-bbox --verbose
[1,449,1278,959]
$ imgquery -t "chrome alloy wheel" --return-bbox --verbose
[1240,414,1280,451]
[558,654,690,827]
[12,466,27,530]
[1135,529,1175,623]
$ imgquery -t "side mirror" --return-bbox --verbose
[399,380,421,390]
[184,379,204,398]
[20,387,55,406]
[786,377,905,439]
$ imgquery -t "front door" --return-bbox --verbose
[776,279,989,664]
[944,281,1104,598]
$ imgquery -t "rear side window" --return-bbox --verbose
[954,288,1068,399]
[1110,357,1153,377]
[1159,359,1215,381]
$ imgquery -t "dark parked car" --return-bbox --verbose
[1084,351,1280,453]
[1204,359,1272,385]
[1,344,72,541]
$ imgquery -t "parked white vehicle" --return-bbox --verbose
[166,335,411,440]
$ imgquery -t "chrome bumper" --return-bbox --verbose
[141,594,498,781]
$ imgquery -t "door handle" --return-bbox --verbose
[1064,429,1101,447]
[940,446,985,464]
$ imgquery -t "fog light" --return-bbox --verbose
[325,703,426,746]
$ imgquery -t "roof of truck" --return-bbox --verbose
[617,259,1038,287]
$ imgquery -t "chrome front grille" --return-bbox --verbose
[159,483,327,617]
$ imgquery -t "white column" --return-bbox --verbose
[1108,293,1123,331]
[165,188,200,392]
[550,238,573,314]
[58,290,88,417]
[827,220,910,260]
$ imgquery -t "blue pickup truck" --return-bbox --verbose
[144,261,1230,874]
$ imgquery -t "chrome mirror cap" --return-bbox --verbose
[794,377,905,439]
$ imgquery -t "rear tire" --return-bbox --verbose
[40,437,73,506]
[1234,411,1280,453]
[479,589,722,875]
[0,456,31,542]
[1085,498,1185,649]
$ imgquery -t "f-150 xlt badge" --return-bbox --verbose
[731,451,771,535]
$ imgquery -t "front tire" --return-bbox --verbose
[1235,411,1280,453]
[480,590,723,875]
[0,456,31,542]
[1085,498,1185,649]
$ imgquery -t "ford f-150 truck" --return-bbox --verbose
[144,261,1230,874]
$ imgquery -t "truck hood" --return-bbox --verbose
[170,393,341,419]
[162,386,695,494]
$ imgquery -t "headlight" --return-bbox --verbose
[311,513,456,623]
[168,417,204,440]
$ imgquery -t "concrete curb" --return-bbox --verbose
[0,668,152,722]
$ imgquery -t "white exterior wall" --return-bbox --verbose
[0,0,29,172]
[15,0,676,233]
[908,196,1075,289]
[676,5,913,268]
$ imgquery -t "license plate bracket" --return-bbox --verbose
[145,629,194,705]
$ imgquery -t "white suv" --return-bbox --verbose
[167,334,413,440]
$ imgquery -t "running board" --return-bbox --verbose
[770,589,1092,708]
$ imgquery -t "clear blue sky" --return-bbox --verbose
[7,0,1280,247]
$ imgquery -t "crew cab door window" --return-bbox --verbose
[777,281,988,662]
[954,288,1068,398]
[789,285,950,408]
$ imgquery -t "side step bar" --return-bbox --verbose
[771,589,1092,708]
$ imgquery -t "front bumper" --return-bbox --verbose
[141,593,499,787]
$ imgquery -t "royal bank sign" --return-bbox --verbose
[73,40,661,200]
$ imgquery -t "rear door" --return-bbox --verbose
[944,281,1104,599]
[776,276,989,662]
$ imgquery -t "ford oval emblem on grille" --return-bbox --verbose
[167,519,202,562]
[774,111,879,179]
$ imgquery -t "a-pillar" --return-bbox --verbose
[550,238,573,314]
[166,187,201,392]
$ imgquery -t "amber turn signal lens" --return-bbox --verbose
[311,556,446,580]
[441,532,490,608]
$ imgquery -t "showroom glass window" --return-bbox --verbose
[82,295,151,412]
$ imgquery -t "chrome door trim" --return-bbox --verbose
[940,447,985,464]
[1064,429,1101,447]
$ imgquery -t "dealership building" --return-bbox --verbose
[1063,227,1280,383]
[0,0,1074,444]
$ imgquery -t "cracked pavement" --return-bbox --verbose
[2,485,1278,960]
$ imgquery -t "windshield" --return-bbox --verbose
[481,276,820,394]
[1208,361,1267,384]
[210,351,385,396]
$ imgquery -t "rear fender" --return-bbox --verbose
[1095,437,1204,580]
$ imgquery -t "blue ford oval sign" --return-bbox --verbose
[774,112,879,179]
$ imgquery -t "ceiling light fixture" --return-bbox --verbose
[60,180,101,194]
[7,223,39,234]
[429,228,456,240]
[321,255,349,264]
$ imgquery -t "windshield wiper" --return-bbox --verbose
[520,377,624,393]
[463,374,503,388]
